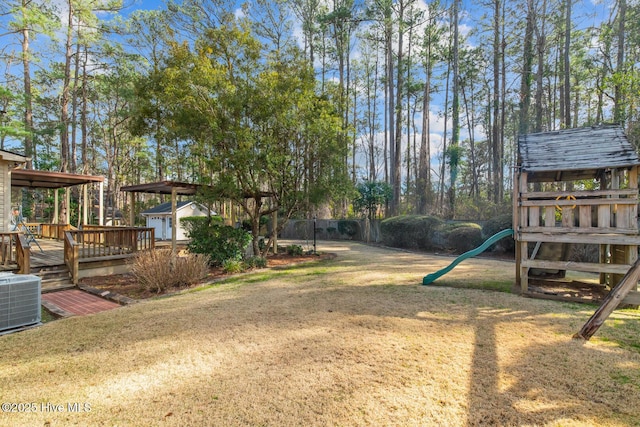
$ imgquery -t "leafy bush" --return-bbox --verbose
[446,224,483,254]
[222,259,245,274]
[245,256,267,269]
[380,215,444,250]
[183,217,251,266]
[286,244,304,256]
[131,249,210,293]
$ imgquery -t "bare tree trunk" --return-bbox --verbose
[20,0,33,168]
[491,0,500,203]
[392,0,405,216]
[534,0,547,132]
[71,39,81,173]
[518,0,535,136]
[60,0,74,173]
[386,2,396,214]
[439,43,451,214]
[417,33,433,214]
[406,5,414,210]
[563,0,571,127]
[499,0,506,202]
[614,0,626,124]
[368,52,379,181]
[81,45,89,173]
[449,0,460,219]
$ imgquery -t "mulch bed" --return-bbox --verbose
[79,252,333,300]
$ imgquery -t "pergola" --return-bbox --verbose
[121,181,201,254]
[121,180,278,254]
[11,168,105,226]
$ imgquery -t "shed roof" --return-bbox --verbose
[141,201,192,215]
[518,125,640,182]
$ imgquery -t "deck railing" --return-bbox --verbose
[63,231,79,284]
[63,226,154,284]
[0,232,18,268]
[15,234,30,274]
[4,225,154,283]
[23,223,74,240]
[0,233,31,274]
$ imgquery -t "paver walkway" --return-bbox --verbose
[41,289,120,316]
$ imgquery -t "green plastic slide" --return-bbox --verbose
[422,228,514,285]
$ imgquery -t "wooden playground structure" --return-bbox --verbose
[514,125,640,338]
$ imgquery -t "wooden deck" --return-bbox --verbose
[27,238,66,269]
[1,237,138,273]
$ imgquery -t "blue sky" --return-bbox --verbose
[1,0,615,182]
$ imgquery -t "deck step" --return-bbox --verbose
[39,266,73,291]
[41,280,75,293]
[34,267,70,279]
[33,264,73,292]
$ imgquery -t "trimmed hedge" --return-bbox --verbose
[380,215,444,251]
[481,213,514,253]
[381,216,487,254]
[446,223,483,253]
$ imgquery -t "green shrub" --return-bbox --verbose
[380,215,444,250]
[286,244,304,256]
[222,259,245,274]
[131,249,210,293]
[183,217,251,266]
[446,224,483,254]
[245,256,267,269]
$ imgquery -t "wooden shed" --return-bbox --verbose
[514,124,640,305]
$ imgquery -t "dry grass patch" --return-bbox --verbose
[1,241,639,426]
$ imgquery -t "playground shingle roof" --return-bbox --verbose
[518,124,640,182]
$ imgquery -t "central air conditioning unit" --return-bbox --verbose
[0,273,41,333]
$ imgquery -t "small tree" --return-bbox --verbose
[353,181,392,221]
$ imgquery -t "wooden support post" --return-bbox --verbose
[171,187,177,257]
[272,210,278,255]
[54,190,59,224]
[574,257,640,340]
[513,168,521,290]
[99,181,104,226]
[129,192,135,227]
[518,172,530,294]
[65,188,70,225]
[82,184,88,226]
